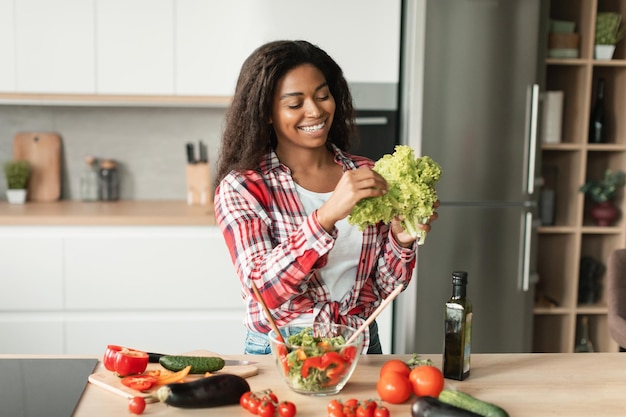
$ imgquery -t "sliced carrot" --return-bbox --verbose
[296,348,307,361]
[155,365,191,385]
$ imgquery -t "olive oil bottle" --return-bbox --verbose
[443,271,473,380]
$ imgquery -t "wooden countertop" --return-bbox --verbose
[0,200,216,226]
[6,352,625,416]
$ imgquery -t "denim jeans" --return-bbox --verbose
[243,320,383,354]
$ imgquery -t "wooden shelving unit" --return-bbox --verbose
[534,0,626,353]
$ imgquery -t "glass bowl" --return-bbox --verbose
[268,322,363,396]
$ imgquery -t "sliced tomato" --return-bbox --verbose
[121,375,157,391]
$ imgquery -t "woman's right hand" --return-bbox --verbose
[316,167,387,232]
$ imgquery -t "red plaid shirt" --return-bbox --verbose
[214,145,417,351]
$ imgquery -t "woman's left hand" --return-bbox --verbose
[391,200,440,248]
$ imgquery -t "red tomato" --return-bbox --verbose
[328,399,344,414]
[247,395,260,415]
[356,403,375,417]
[128,396,146,415]
[374,405,390,417]
[379,359,410,378]
[376,371,413,404]
[102,345,122,372]
[240,391,254,410]
[408,365,445,398]
[257,400,275,417]
[114,348,149,376]
[121,375,157,391]
[277,401,297,417]
[344,398,359,408]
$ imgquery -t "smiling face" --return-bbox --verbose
[270,63,336,152]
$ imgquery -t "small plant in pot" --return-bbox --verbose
[3,160,31,204]
[580,169,626,226]
[595,12,625,59]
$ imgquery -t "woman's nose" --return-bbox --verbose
[304,100,321,118]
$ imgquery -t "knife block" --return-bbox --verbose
[185,163,212,206]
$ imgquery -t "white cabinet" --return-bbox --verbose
[0,234,64,310]
[0,226,245,355]
[96,0,174,95]
[175,0,401,96]
[14,0,95,93]
[0,0,15,92]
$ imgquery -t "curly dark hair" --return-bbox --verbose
[215,40,357,185]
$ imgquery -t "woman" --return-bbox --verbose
[214,40,437,354]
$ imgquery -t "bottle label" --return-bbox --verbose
[463,312,472,374]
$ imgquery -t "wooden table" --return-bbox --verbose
[8,353,626,416]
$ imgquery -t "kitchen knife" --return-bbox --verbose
[198,140,208,163]
[147,352,256,366]
[186,142,196,164]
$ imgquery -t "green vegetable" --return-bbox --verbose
[156,373,250,408]
[348,145,442,245]
[438,389,509,417]
[159,355,225,374]
[283,327,354,392]
[411,396,482,417]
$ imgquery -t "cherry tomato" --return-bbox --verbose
[102,344,122,372]
[374,405,390,417]
[328,409,346,417]
[408,365,445,398]
[376,370,413,404]
[344,398,359,408]
[114,348,149,377]
[240,391,254,410]
[247,395,260,415]
[121,375,157,391]
[356,403,375,417]
[343,404,357,417]
[257,400,276,417]
[128,396,146,415]
[379,359,410,378]
[278,401,297,417]
[260,389,278,404]
[328,399,344,414]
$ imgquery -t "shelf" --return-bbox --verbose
[535,0,626,353]
[0,93,233,108]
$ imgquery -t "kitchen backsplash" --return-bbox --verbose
[0,105,226,200]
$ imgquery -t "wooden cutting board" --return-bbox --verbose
[88,350,258,401]
[13,132,62,201]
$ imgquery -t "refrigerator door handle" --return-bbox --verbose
[526,84,540,195]
[522,211,533,292]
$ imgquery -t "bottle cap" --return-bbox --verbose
[452,271,468,285]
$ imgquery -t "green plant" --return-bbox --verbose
[580,169,626,203]
[595,12,625,45]
[3,160,31,189]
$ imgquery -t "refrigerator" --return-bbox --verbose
[394,0,543,354]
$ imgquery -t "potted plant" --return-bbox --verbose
[3,160,31,204]
[595,12,625,59]
[580,169,626,225]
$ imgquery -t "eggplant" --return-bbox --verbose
[156,373,250,408]
[412,396,482,417]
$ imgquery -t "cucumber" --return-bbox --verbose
[438,389,509,417]
[156,373,250,408]
[159,355,225,374]
[412,396,482,417]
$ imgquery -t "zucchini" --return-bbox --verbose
[159,355,225,374]
[412,396,483,417]
[438,389,509,417]
[156,373,250,408]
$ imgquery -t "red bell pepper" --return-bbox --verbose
[121,375,157,391]
[301,351,348,386]
[114,348,149,376]
[276,344,291,375]
[103,345,123,372]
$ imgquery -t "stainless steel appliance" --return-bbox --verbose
[394,0,542,353]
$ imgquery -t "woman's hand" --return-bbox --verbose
[316,167,387,232]
[391,200,440,248]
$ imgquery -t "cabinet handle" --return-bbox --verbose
[522,211,533,292]
[526,84,540,195]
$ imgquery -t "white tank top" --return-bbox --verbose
[294,183,363,303]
